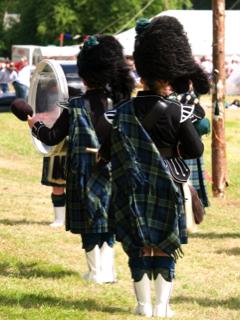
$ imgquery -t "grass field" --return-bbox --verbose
[0,105,240,320]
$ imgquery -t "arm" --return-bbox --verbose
[178,119,204,159]
[192,103,210,136]
[193,103,205,120]
[28,108,69,146]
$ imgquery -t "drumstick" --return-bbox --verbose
[85,147,98,153]
[11,98,33,121]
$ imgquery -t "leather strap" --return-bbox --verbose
[136,99,168,130]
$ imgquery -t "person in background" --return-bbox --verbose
[27,35,134,284]
[96,16,209,317]
[35,79,67,228]
[8,62,18,85]
[41,154,66,228]
[0,62,18,94]
[0,63,9,93]
[12,56,31,100]
[200,55,213,81]
[126,55,141,89]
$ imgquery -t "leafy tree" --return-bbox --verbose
[73,0,142,35]
[0,0,194,57]
[0,0,20,55]
[75,0,192,35]
[35,0,80,44]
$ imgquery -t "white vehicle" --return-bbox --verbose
[12,45,80,71]
[11,45,40,71]
[33,45,79,65]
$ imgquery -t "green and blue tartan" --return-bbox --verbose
[65,97,111,234]
[110,100,184,259]
[185,157,209,207]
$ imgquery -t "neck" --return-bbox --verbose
[142,79,173,96]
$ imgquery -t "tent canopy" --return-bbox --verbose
[116,10,240,57]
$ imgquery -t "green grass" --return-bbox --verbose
[0,105,240,319]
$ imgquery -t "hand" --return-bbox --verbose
[27,114,41,128]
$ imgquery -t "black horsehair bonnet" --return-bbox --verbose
[133,16,210,94]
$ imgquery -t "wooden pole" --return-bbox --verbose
[212,0,227,197]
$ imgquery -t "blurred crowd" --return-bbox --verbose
[0,61,17,94]
[126,53,240,95]
[0,56,31,100]
[196,54,240,81]
[1,52,240,101]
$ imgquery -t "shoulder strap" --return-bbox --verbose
[138,99,168,130]
[82,97,96,127]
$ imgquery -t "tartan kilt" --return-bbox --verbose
[185,157,209,207]
[110,99,185,258]
[65,96,111,234]
[41,155,66,187]
[65,162,111,234]
[111,181,188,257]
[176,183,188,244]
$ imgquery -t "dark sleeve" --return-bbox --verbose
[95,115,112,162]
[193,103,206,120]
[178,119,204,159]
[32,108,69,146]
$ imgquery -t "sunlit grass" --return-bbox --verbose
[0,102,240,320]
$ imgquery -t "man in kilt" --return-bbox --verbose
[27,35,134,283]
[37,79,67,227]
[96,16,210,317]
[41,154,66,227]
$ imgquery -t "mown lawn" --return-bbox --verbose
[0,104,239,320]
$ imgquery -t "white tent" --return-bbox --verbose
[116,10,240,57]
[116,28,136,56]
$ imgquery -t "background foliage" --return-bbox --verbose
[0,0,191,57]
[0,0,240,58]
